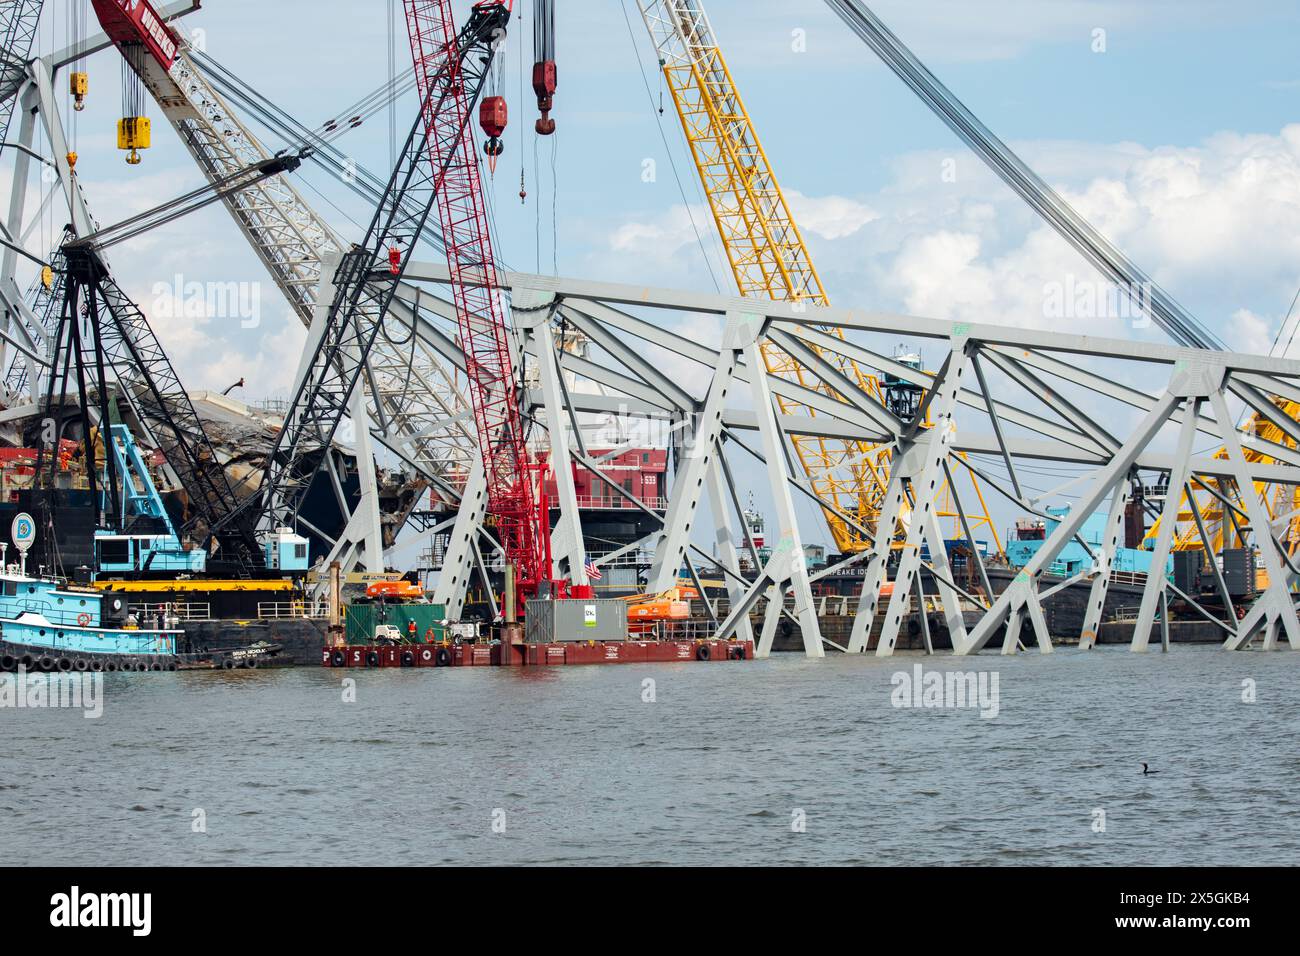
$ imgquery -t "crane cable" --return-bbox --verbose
[535,0,557,273]
[388,0,398,174]
[617,0,722,293]
[518,0,526,204]
[189,50,445,254]
[1270,284,1300,359]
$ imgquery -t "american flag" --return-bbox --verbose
[584,559,603,581]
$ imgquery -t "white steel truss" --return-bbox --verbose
[402,260,1300,656]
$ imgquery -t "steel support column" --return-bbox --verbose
[740,316,822,657]
[646,315,741,594]
[1078,478,1132,650]
[431,450,488,622]
[519,289,588,585]
[876,343,971,656]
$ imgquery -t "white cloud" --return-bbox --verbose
[1231,309,1278,358]
[609,204,707,255]
[787,191,879,240]
[123,277,306,396]
[826,124,1300,349]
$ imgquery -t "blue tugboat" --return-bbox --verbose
[0,512,181,672]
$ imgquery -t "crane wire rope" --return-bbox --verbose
[617,0,722,293]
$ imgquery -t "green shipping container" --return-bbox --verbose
[344,602,446,645]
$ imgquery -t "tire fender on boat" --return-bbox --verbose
[434,647,452,667]
[696,643,711,661]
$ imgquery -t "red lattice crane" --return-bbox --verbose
[403,0,550,600]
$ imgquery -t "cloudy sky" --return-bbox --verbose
[7,0,1300,546]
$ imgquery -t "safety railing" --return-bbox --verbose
[631,619,722,642]
[257,600,329,620]
[571,495,667,512]
[17,600,102,627]
[129,602,212,622]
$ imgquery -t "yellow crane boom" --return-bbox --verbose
[635,0,998,556]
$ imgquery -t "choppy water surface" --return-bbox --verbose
[3,647,1297,866]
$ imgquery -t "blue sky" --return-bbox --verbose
[8,0,1300,547]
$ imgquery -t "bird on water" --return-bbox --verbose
[1141,763,1159,775]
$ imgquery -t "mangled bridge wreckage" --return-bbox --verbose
[0,0,1296,657]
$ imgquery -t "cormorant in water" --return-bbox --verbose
[1141,763,1159,775]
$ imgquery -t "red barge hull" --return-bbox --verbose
[322,639,753,668]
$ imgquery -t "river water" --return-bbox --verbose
[3,646,1297,866]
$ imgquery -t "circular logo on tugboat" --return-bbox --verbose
[11,513,35,552]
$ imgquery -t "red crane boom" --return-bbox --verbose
[403,0,546,599]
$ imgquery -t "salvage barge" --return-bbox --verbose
[323,589,752,668]
[322,637,753,668]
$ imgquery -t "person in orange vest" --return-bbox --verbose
[407,620,417,643]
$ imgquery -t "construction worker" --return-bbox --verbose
[407,620,417,643]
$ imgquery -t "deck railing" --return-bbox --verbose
[128,602,212,622]
[257,600,329,620]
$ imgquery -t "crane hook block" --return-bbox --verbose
[532,60,557,135]
[479,96,508,140]
[387,245,402,276]
[70,72,89,112]
[118,117,151,165]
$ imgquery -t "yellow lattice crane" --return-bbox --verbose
[634,0,999,557]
